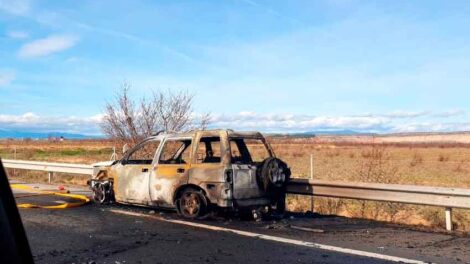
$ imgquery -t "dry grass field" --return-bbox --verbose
[269,137,470,232]
[1,134,470,232]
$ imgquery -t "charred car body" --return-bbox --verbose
[89,130,290,219]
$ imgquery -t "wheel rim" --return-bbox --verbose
[93,184,104,203]
[98,184,106,203]
[268,161,285,187]
[94,184,107,203]
[180,192,200,217]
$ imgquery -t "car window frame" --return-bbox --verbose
[195,136,223,164]
[228,136,273,164]
[156,137,193,165]
[122,139,161,165]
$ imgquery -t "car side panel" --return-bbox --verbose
[186,131,232,204]
[188,164,229,204]
[113,163,151,204]
[150,164,190,207]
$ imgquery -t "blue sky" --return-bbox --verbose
[1,0,470,135]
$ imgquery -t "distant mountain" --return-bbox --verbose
[270,129,377,137]
[300,129,377,136]
[0,129,100,139]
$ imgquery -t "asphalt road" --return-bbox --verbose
[13,184,470,264]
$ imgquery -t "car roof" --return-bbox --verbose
[144,129,264,141]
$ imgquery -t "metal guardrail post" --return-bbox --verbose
[13,147,17,177]
[445,207,452,231]
[48,172,53,183]
[310,153,314,212]
[110,146,117,161]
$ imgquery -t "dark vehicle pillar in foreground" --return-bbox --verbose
[0,159,35,264]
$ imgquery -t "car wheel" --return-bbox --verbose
[92,181,113,204]
[92,183,106,204]
[178,188,207,219]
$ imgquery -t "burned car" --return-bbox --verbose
[89,129,290,219]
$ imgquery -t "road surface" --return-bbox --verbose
[13,183,470,264]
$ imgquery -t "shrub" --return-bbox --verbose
[438,154,449,162]
[409,152,423,167]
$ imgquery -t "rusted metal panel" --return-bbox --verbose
[188,165,227,203]
[186,131,232,204]
[147,136,194,206]
[232,164,264,199]
[150,164,190,206]
[114,163,151,204]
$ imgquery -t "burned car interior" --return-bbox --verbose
[197,136,222,164]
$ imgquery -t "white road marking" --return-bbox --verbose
[109,209,428,264]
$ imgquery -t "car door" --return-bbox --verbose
[149,137,192,207]
[188,132,228,197]
[230,137,270,199]
[114,139,161,204]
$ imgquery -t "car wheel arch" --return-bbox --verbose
[173,184,208,205]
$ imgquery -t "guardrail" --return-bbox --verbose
[2,159,93,183]
[287,179,470,231]
[3,159,469,231]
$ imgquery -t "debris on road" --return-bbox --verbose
[290,225,325,233]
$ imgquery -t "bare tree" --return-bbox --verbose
[101,81,211,146]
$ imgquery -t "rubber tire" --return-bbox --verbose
[259,158,290,192]
[177,188,207,219]
[272,193,286,216]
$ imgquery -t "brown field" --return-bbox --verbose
[313,131,470,144]
[1,134,470,232]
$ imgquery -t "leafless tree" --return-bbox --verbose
[101,81,211,146]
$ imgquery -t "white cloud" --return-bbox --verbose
[0,69,15,87]
[0,0,31,15]
[32,12,196,63]
[0,113,103,134]
[1,112,388,135]
[433,109,465,118]
[0,110,467,136]
[7,30,29,39]
[18,34,79,58]
[392,122,470,133]
[209,110,469,133]
[357,110,466,119]
[210,112,390,132]
[381,111,430,119]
